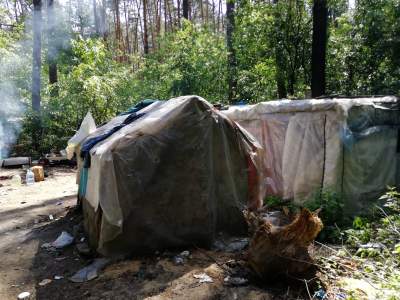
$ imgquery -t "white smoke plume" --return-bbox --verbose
[0,82,25,159]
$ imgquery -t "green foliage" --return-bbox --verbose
[14,24,229,156]
[16,38,135,156]
[263,195,283,207]
[327,0,400,95]
[303,190,344,241]
[234,0,312,101]
[2,0,400,156]
[304,190,344,227]
[345,188,400,251]
[135,21,228,102]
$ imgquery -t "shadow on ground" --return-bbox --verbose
[26,209,310,300]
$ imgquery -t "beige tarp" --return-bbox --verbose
[75,96,263,255]
[222,96,400,212]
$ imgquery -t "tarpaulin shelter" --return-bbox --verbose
[222,96,400,214]
[69,96,263,256]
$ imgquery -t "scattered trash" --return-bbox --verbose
[51,231,74,249]
[26,169,35,186]
[11,175,22,186]
[212,238,249,252]
[20,202,26,205]
[76,242,91,256]
[55,257,67,261]
[56,202,62,206]
[49,215,54,221]
[54,275,63,280]
[358,242,385,250]
[17,291,31,299]
[80,237,85,242]
[212,240,226,251]
[38,279,52,286]
[69,258,110,283]
[180,250,190,257]
[173,256,184,265]
[193,273,213,283]
[224,276,248,286]
[225,238,249,252]
[314,289,327,300]
[41,243,53,249]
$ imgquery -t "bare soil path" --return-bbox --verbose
[0,166,304,300]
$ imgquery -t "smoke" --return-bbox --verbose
[0,0,102,158]
[0,82,25,159]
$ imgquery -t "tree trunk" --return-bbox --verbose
[47,0,58,87]
[143,0,149,53]
[100,0,108,40]
[273,0,287,99]
[93,0,100,35]
[176,0,180,26]
[123,0,131,54]
[311,0,327,98]
[164,0,167,32]
[182,0,188,19]
[226,0,237,103]
[32,0,42,112]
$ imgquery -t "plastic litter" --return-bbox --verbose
[65,112,96,159]
[193,273,213,283]
[51,231,74,249]
[180,250,190,257]
[17,292,30,299]
[69,258,110,283]
[173,256,184,265]
[54,275,63,280]
[49,215,54,221]
[225,238,249,252]
[26,169,34,185]
[11,175,21,185]
[358,242,385,250]
[224,276,248,286]
[314,289,327,300]
[38,279,52,286]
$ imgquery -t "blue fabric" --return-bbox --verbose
[78,167,89,199]
[80,112,145,167]
[119,99,157,116]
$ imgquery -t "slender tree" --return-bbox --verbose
[93,0,100,35]
[272,0,287,99]
[182,0,188,19]
[143,0,149,53]
[32,0,42,112]
[47,0,58,87]
[226,0,236,102]
[311,0,328,97]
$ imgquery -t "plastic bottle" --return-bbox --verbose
[11,174,22,185]
[26,169,35,185]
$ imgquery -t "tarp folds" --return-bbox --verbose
[78,96,263,256]
[222,96,400,213]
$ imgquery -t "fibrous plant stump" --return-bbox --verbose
[246,208,323,280]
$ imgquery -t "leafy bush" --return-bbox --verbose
[303,190,345,241]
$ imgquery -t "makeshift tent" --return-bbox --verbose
[71,96,263,256]
[222,96,400,214]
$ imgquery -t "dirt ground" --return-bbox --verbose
[0,166,310,300]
